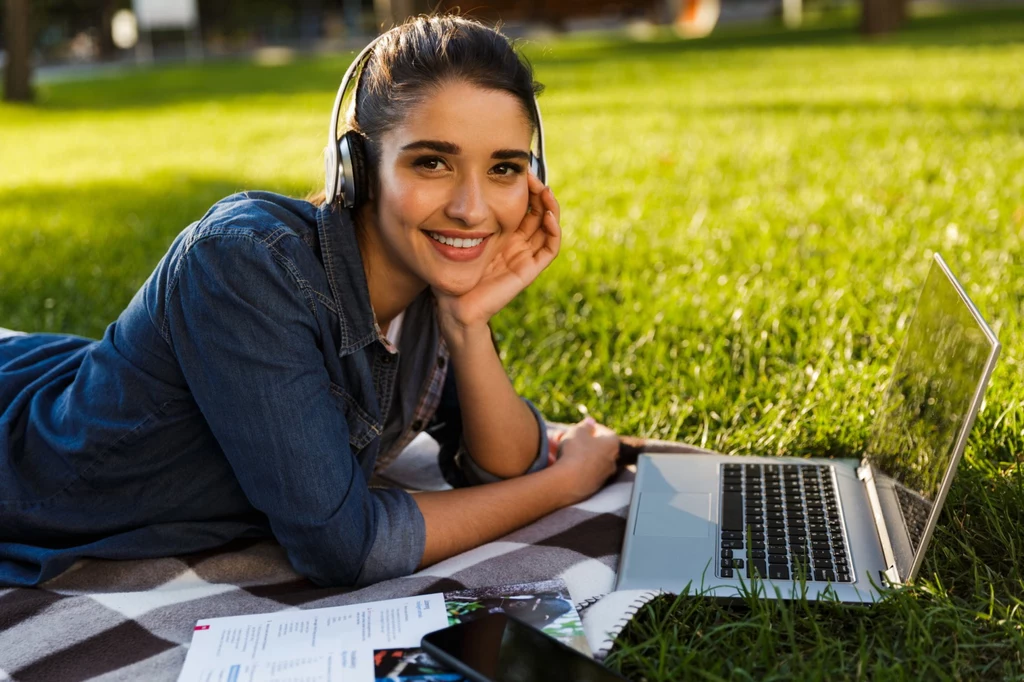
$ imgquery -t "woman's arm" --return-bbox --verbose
[413,418,620,569]
[442,323,540,478]
[165,230,424,588]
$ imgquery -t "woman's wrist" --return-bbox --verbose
[439,319,492,355]
[533,463,579,509]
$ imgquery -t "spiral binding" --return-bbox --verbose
[593,590,664,661]
[574,592,608,614]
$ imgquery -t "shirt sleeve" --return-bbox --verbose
[164,232,425,587]
[427,362,550,488]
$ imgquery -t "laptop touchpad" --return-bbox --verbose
[634,492,712,538]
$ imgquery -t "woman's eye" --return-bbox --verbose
[492,163,524,177]
[414,156,448,172]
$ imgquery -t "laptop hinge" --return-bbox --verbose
[858,462,902,585]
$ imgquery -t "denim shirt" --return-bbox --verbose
[0,191,549,588]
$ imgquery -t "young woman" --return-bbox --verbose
[0,15,622,588]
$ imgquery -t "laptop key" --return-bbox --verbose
[725,484,742,493]
[721,567,734,578]
[814,569,836,582]
[721,539,743,549]
[769,565,791,581]
[748,560,768,578]
[749,550,766,559]
[722,531,744,540]
[734,559,744,568]
[721,492,743,531]
[721,549,733,559]
[768,555,788,565]
[837,572,851,582]
[721,559,734,569]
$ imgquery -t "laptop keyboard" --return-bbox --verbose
[718,462,853,583]
[895,485,932,549]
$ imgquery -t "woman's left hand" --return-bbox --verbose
[434,170,561,340]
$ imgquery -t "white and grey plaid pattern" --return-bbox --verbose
[0,434,707,682]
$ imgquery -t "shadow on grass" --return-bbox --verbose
[33,54,349,112]
[0,173,299,338]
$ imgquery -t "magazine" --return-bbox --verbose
[373,578,588,682]
[176,578,586,682]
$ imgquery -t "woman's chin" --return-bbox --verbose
[427,272,483,298]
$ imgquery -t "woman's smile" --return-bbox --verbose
[423,229,494,262]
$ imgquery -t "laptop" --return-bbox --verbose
[615,254,1001,602]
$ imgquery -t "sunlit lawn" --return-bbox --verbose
[2,6,1023,679]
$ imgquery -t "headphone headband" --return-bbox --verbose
[324,27,547,207]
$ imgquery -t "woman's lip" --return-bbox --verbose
[423,231,491,262]
[423,229,493,240]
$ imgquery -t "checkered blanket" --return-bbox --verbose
[0,432,709,682]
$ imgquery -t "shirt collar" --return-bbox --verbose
[315,201,383,355]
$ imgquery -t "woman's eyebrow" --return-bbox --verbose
[492,149,531,161]
[401,140,530,161]
[402,140,460,154]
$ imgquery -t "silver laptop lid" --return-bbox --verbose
[864,254,1000,584]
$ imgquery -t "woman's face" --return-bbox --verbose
[368,81,534,297]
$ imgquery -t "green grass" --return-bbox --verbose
[3,6,1024,680]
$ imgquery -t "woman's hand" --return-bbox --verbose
[434,170,561,342]
[550,417,621,505]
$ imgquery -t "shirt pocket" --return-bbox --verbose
[328,382,381,452]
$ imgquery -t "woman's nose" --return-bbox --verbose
[444,175,488,227]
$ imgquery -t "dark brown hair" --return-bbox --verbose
[308,13,544,207]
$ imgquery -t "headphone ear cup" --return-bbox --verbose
[530,153,545,184]
[346,132,370,208]
[324,142,338,204]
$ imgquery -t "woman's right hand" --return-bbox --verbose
[551,417,621,505]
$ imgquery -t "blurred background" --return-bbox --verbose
[4,0,1022,91]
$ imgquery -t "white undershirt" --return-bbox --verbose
[384,310,405,347]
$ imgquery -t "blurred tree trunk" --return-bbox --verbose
[861,0,907,35]
[373,0,433,29]
[3,0,33,102]
[97,0,119,60]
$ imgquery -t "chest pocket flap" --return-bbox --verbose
[328,382,381,452]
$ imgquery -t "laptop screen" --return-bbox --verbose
[866,255,999,579]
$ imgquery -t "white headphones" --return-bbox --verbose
[323,28,547,209]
